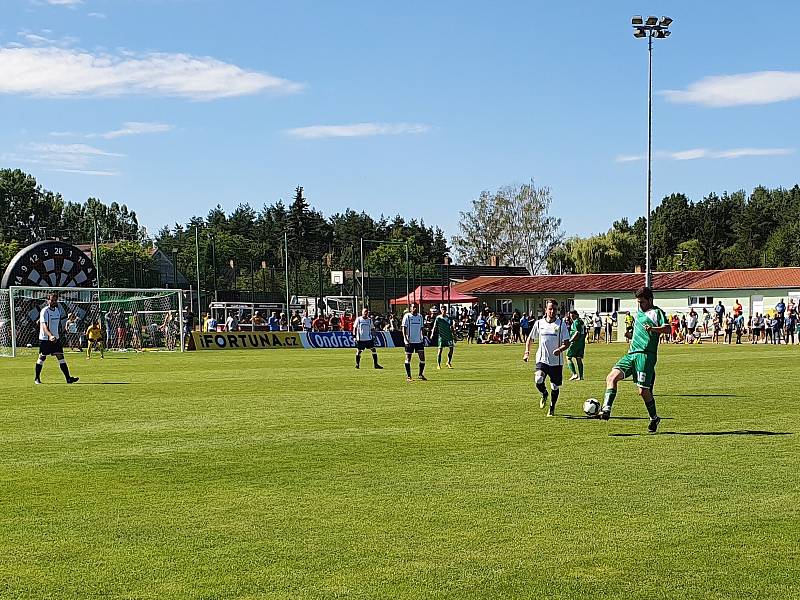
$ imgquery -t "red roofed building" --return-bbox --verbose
[454,268,800,326]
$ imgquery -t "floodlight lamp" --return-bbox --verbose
[633,28,646,38]
[663,30,671,37]
[632,15,643,25]
[646,15,658,26]
[659,16,673,27]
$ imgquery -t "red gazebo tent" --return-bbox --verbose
[389,285,478,306]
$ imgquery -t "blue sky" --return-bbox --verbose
[2,1,799,242]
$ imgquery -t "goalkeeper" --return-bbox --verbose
[86,320,105,359]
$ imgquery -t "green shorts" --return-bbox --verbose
[437,338,454,348]
[566,344,584,359]
[614,352,657,390]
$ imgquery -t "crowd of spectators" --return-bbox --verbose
[199,297,800,347]
[660,298,799,345]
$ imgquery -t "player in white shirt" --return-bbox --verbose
[35,292,79,385]
[353,308,383,370]
[401,302,426,381]
[301,312,313,332]
[523,299,570,416]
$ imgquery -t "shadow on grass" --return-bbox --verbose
[610,430,792,437]
[661,394,739,398]
[562,415,673,421]
[80,382,132,385]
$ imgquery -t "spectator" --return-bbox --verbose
[511,310,522,343]
[712,314,721,344]
[604,313,613,344]
[702,308,711,335]
[772,313,783,344]
[723,314,733,344]
[750,313,761,344]
[687,309,698,338]
[66,312,81,352]
[776,298,786,331]
[520,312,530,339]
[341,312,354,332]
[466,317,477,344]
[785,311,797,345]
[312,313,328,332]
[714,301,725,324]
[268,310,280,332]
[620,311,632,341]
[225,312,239,332]
[733,299,743,319]
[290,310,302,331]
[592,312,602,342]
[329,313,341,332]
[735,314,744,344]
[279,312,288,331]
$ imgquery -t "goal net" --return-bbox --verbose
[0,286,184,357]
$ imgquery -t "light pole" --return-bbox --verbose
[632,14,672,289]
[171,247,179,289]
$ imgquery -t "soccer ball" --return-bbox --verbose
[583,398,601,417]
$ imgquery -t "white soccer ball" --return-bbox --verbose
[583,398,601,417]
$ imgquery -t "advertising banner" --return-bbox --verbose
[190,331,303,350]
[301,331,395,349]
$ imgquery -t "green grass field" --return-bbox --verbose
[1,342,798,599]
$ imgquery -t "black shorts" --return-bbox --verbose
[535,362,563,386]
[39,339,63,356]
[356,340,375,350]
[404,342,425,353]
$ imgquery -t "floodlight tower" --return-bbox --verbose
[632,15,672,289]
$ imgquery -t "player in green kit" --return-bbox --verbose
[599,287,672,432]
[566,309,586,381]
[432,305,455,369]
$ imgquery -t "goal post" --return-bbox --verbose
[0,286,184,357]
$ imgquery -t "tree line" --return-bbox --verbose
[546,185,800,274]
[4,166,800,292]
[0,169,449,297]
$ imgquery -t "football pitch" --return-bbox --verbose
[1,343,797,599]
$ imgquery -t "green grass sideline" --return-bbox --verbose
[0,343,797,599]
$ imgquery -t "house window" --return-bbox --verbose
[689,296,714,307]
[598,297,620,313]
[496,299,512,315]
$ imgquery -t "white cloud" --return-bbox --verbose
[5,142,125,171]
[43,0,83,6]
[26,142,124,157]
[17,29,79,47]
[287,122,430,139]
[49,122,174,139]
[87,12,106,19]
[616,147,794,162]
[91,121,174,139]
[614,154,643,163]
[712,147,794,159]
[670,148,710,161]
[662,71,800,107]
[0,47,303,100]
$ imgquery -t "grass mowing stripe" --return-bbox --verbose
[0,343,797,598]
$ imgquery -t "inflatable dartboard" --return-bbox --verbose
[1,241,99,338]
[1,240,98,289]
